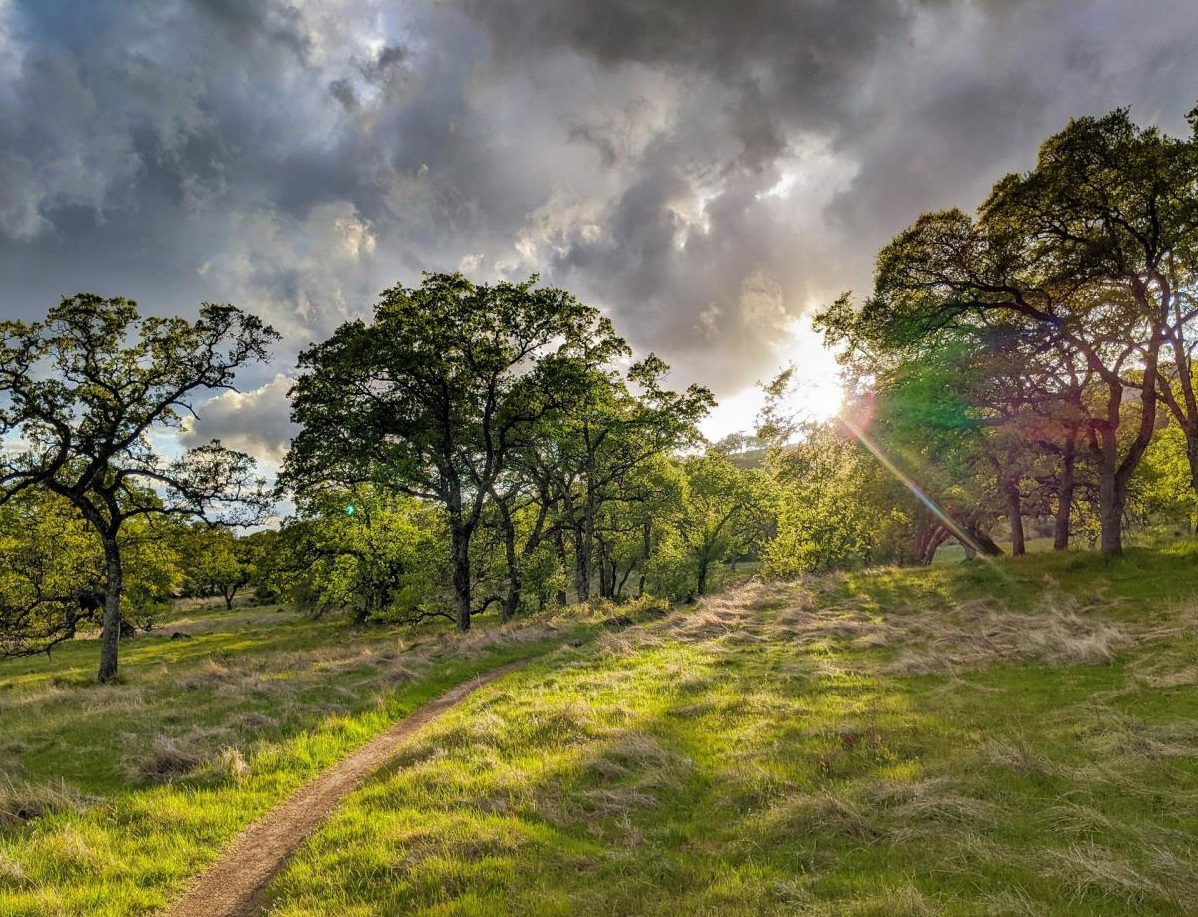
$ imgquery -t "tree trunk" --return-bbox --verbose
[924,526,950,564]
[1164,328,1198,500]
[98,534,123,683]
[580,465,599,601]
[597,538,611,599]
[965,519,1004,557]
[1186,424,1198,498]
[499,506,520,623]
[1053,437,1076,551]
[1095,327,1160,558]
[638,520,651,597]
[572,527,590,602]
[696,552,709,596]
[1004,482,1025,557]
[615,563,633,600]
[450,522,472,632]
[1092,419,1126,558]
[1098,469,1124,557]
[913,510,947,565]
[553,530,568,606]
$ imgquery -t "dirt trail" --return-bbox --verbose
[162,659,531,917]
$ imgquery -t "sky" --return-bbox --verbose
[1,0,1197,466]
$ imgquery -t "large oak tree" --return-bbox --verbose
[284,273,613,631]
[850,109,1198,555]
[0,295,276,681]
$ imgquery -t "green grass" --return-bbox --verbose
[0,599,597,916]
[4,546,1198,915]
[261,545,1198,916]
[932,535,1059,564]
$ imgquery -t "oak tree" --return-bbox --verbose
[0,295,276,681]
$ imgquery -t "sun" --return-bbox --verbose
[775,314,844,424]
[700,314,844,442]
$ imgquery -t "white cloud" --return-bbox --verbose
[179,374,298,470]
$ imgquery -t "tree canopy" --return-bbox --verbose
[0,295,276,680]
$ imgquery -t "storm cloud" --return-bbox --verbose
[1,0,1196,453]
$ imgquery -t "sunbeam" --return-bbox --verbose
[839,411,1014,581]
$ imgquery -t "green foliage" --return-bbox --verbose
[675,454,769,595]
[516,539,569,612]
[1133,424,1198,529]
[284,273,638,629]
[762,422,878,575]
[807,105,1198,560]
[0,294,276,679]
[179,526,271,609]
[0,489,182,654]
[641,526,695,602]
[284,273,712,622]
[117,520,184,630]
[0,491,102,656]
[517,346,713,604]
[264,487,448,625]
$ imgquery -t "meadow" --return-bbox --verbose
[0,599,594,915]
[3,545,1197,915]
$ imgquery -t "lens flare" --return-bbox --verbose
[838,411,1012,579]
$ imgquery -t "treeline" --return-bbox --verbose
[276,273,767,630]
[803,105,1198,563]
[0,280,776,681]
[3,104,1198,683]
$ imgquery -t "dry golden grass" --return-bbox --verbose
[0,779,99,827]
[0,850,29,887]
[756,791,881,844]
[692,580,1136,677]
[1042,802,1117,837]
[128,735,206,783]
[1082,709,1198,760]
[983,739,1061,778]
[980,886,1041,917]
[866,776,998,827]
[1043,842,1165,907]
[214,746,251,780]
[885,598,1131,674]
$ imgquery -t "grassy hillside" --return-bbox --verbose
[4,545,1198,915]
[0,601,590,916]
[263,546,1198,917]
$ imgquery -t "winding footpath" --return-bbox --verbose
[163,659,532,917]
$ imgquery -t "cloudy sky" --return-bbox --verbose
[2,0,1196,463]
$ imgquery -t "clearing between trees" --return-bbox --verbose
[2,545,1197,916]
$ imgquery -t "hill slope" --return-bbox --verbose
[3,546,1198,916]
[265,547,1198,917]
[0,604,580,916]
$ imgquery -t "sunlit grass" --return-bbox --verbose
[264,547,1198,916]
[0,600,596,916]
[4,546,1198,915]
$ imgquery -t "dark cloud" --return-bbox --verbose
[188,0,313,61]
[460,0,917,122]
[0,0,1196,455]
